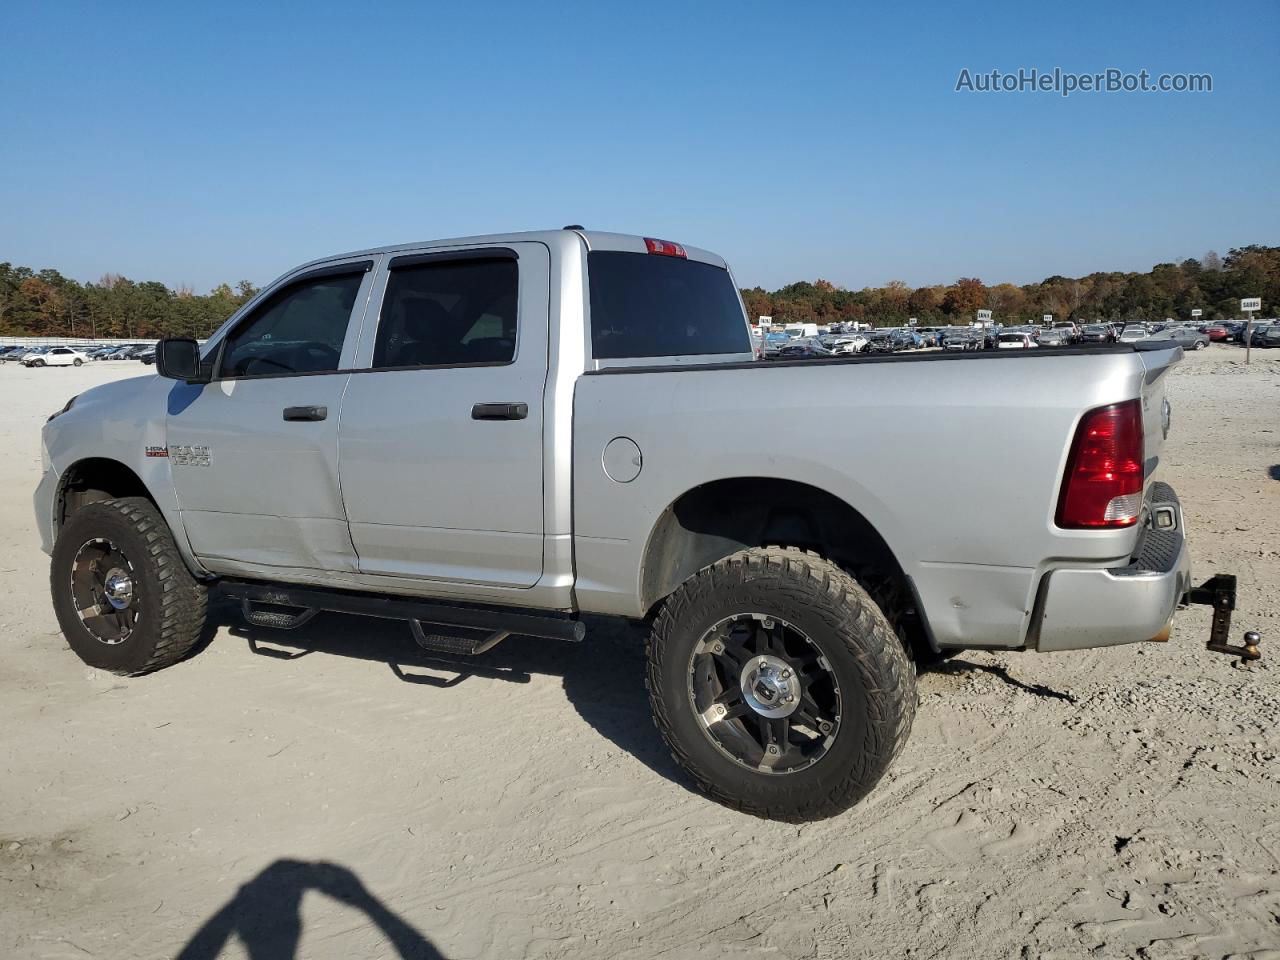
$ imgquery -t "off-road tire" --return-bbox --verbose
[646,547,916,821]
[51,497,207,675]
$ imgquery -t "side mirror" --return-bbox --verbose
[155,338,207,382]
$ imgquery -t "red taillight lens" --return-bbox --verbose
[644,237,687,258]
[1056,400,1144,528]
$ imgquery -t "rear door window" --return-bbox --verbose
[371,257,518,369]
[588,252,750,359]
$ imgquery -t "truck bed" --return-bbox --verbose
[571,341,1183,651]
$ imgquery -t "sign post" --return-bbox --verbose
[1191,308,1202,319]
[1241,298,1261,364]
[1043,314,1052,325]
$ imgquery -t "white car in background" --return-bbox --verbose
[1118,325,1148,344]
[22,347,88,367]
[997,332,1037,349]
[830,335,870,355]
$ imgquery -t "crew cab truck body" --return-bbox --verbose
[36,229,1242,821]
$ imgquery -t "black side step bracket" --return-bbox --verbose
[220,580,585,649]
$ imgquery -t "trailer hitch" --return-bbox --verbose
[1185,573,1262,661]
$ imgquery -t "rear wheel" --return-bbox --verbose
[647,547,916,821]
[51,497,207,675]
[73,358,83,366]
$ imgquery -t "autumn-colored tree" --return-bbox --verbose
[942,277,987,317]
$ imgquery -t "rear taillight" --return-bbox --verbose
[644,237,687,258]
[1056,400,1144,528]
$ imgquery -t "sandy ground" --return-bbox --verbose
[1,349,1278,960]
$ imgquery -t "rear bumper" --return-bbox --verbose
[1034,482,1191,652]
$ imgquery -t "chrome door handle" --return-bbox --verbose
[283,405,328,422]
[471,402,528,421]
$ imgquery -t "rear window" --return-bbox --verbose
[588,251,750,359]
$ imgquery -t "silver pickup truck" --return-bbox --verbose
[35,228,1257,821]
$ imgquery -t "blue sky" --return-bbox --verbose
[1,0,1275,291]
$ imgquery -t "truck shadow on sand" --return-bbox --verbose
[924,657,1078,703]
[176,859,442,959]
[205,601,690,790]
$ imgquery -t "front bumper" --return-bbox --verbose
[1035,482,1192,652]
[34,466,59,555]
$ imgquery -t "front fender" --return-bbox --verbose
[40,375,208,576]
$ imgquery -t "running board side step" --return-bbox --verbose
[241,599,318,630]
[410,622,509,657]
[219,580,586,649]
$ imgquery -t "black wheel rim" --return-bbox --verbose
[687,613,842,775]
[70,538,140,645]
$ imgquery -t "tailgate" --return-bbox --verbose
[1135,343,1183,493]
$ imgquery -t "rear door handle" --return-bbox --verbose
[283,405,328,422]
[471,402,528,421]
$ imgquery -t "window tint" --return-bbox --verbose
[220,272,363,377]
[372,258,518,368]
[588,252,750,359]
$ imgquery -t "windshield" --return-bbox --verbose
[588,252,751,359]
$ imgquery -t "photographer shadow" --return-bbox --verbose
[176,859,442,960]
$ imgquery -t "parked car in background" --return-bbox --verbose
[0,345,28,362]
[941,329,980,351]
[23,346,88,367]
[1205,325,1230,341]
[1052,322,1080,343]
[776,338,831,358]
[1247,324,1278,348]
[137,347,158,365]
[1036,328,1070,347]
[997,332,1037,349]
[1149,326,1209,350]
[1118,325,1148,344]
[1079,324,1114,343]
[830,335,869,355]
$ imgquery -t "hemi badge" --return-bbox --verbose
[145,446,169,458]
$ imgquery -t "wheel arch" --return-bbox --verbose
[56,457,158,537]
[637,477,937,656]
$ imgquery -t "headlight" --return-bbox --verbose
[47,395,78,422]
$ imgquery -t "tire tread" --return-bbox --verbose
[646,546,916,822]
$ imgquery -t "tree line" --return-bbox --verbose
[1,245,1276,340]
[741,245,1279,327]
[0,265,259,340]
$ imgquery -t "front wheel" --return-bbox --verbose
[647,547,916,821]
[33,359,45,367]
[51,497,207,675]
